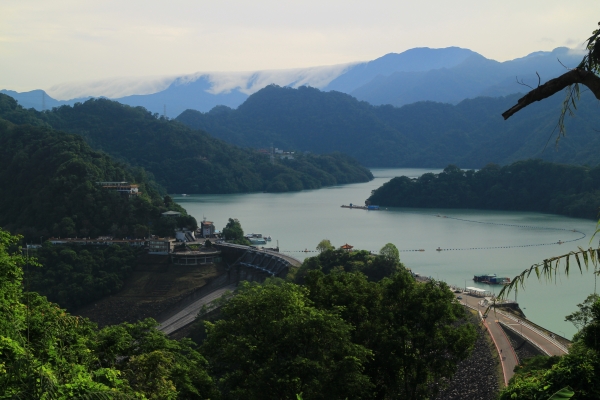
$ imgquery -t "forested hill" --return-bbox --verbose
[176,85,600,168]
[368,160,600,219]
[0,94,372,194]
[0,117,193,239]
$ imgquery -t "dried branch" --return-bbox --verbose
[502,69,600,120]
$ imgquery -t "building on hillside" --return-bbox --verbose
[340,243,354,252]
[161,211,181,217]
[175,228,196,242]
[48,237,147,247]
[96,182,140,198]
[148,238,173,254]
[200,220,216,237]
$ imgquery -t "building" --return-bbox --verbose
[48,237,147,247]
[340,243,354,252]
[161,211,181,218]
[200,220,216,237]
[148,238,172,254]
[97,181,140,198]
[175,229,196,242]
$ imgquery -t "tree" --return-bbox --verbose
[0,227,218,399]
[379,243,399,263]
[202,281,373,400]
[565,293,600,332]
[304,269,477,399]
[316,239,334,253]
[221,218,251,245]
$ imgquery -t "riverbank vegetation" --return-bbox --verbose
[0,93,373,194]
[368,159,600,219]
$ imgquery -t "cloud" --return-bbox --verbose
[204,63,356,95]
[44,63,357,100]
[46,76,177,100]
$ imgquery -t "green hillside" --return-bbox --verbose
[177,85,600,168]
[368,160,600,219]
[0,117,191,239]
[0,94,372,194]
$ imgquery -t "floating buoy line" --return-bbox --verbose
[281,210,586,255]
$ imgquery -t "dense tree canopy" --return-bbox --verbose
[177,85,600,168]
[202,281,372,400]
[0,94,373,194]
[221,218,251,245]
[368,160,600,219]
[28,243,139,311]
[0,117,192,240]
[294,248,404,283]
[0,228,218,399]
[201,268,476,400]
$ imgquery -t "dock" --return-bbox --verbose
[341,204,380,210]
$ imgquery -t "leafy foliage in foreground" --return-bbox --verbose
[368,159,600,219]
[0,117,192,239]
[294,247,404,283]
[0,228,218,399]
[0,93,373,194]
[200,256,476,399]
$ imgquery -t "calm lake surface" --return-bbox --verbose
[173,168,599,338]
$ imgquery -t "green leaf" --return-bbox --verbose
[547,386,575,399]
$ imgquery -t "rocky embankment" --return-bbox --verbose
[434,315,500,400]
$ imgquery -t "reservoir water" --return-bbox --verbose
[174,168,599,338]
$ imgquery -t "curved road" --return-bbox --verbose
[159,283,237,335]
[457,291,568,384]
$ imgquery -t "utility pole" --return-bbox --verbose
[42,91,46,111]
[163,104,167,119]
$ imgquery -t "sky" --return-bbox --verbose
[1,0,598,94]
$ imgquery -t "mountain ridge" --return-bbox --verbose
[2,46,583,116]
[176,84,600,168]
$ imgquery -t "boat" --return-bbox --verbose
[436,247,442,251]
[265,236,272,241]
[249,237,267,245]
[473,274,510,285]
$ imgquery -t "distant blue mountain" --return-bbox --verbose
[0,89,90,110]
[350,47,582,106]
[322,47,479,93]
[116,75,249,118]
[2,47,585,116]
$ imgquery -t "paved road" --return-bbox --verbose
[158,283,237,335]
[455,291,568,384]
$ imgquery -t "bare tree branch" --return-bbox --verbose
[502,69,600,120]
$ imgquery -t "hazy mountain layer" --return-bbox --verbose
[350,47,582,106]
[3,46,584,116]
